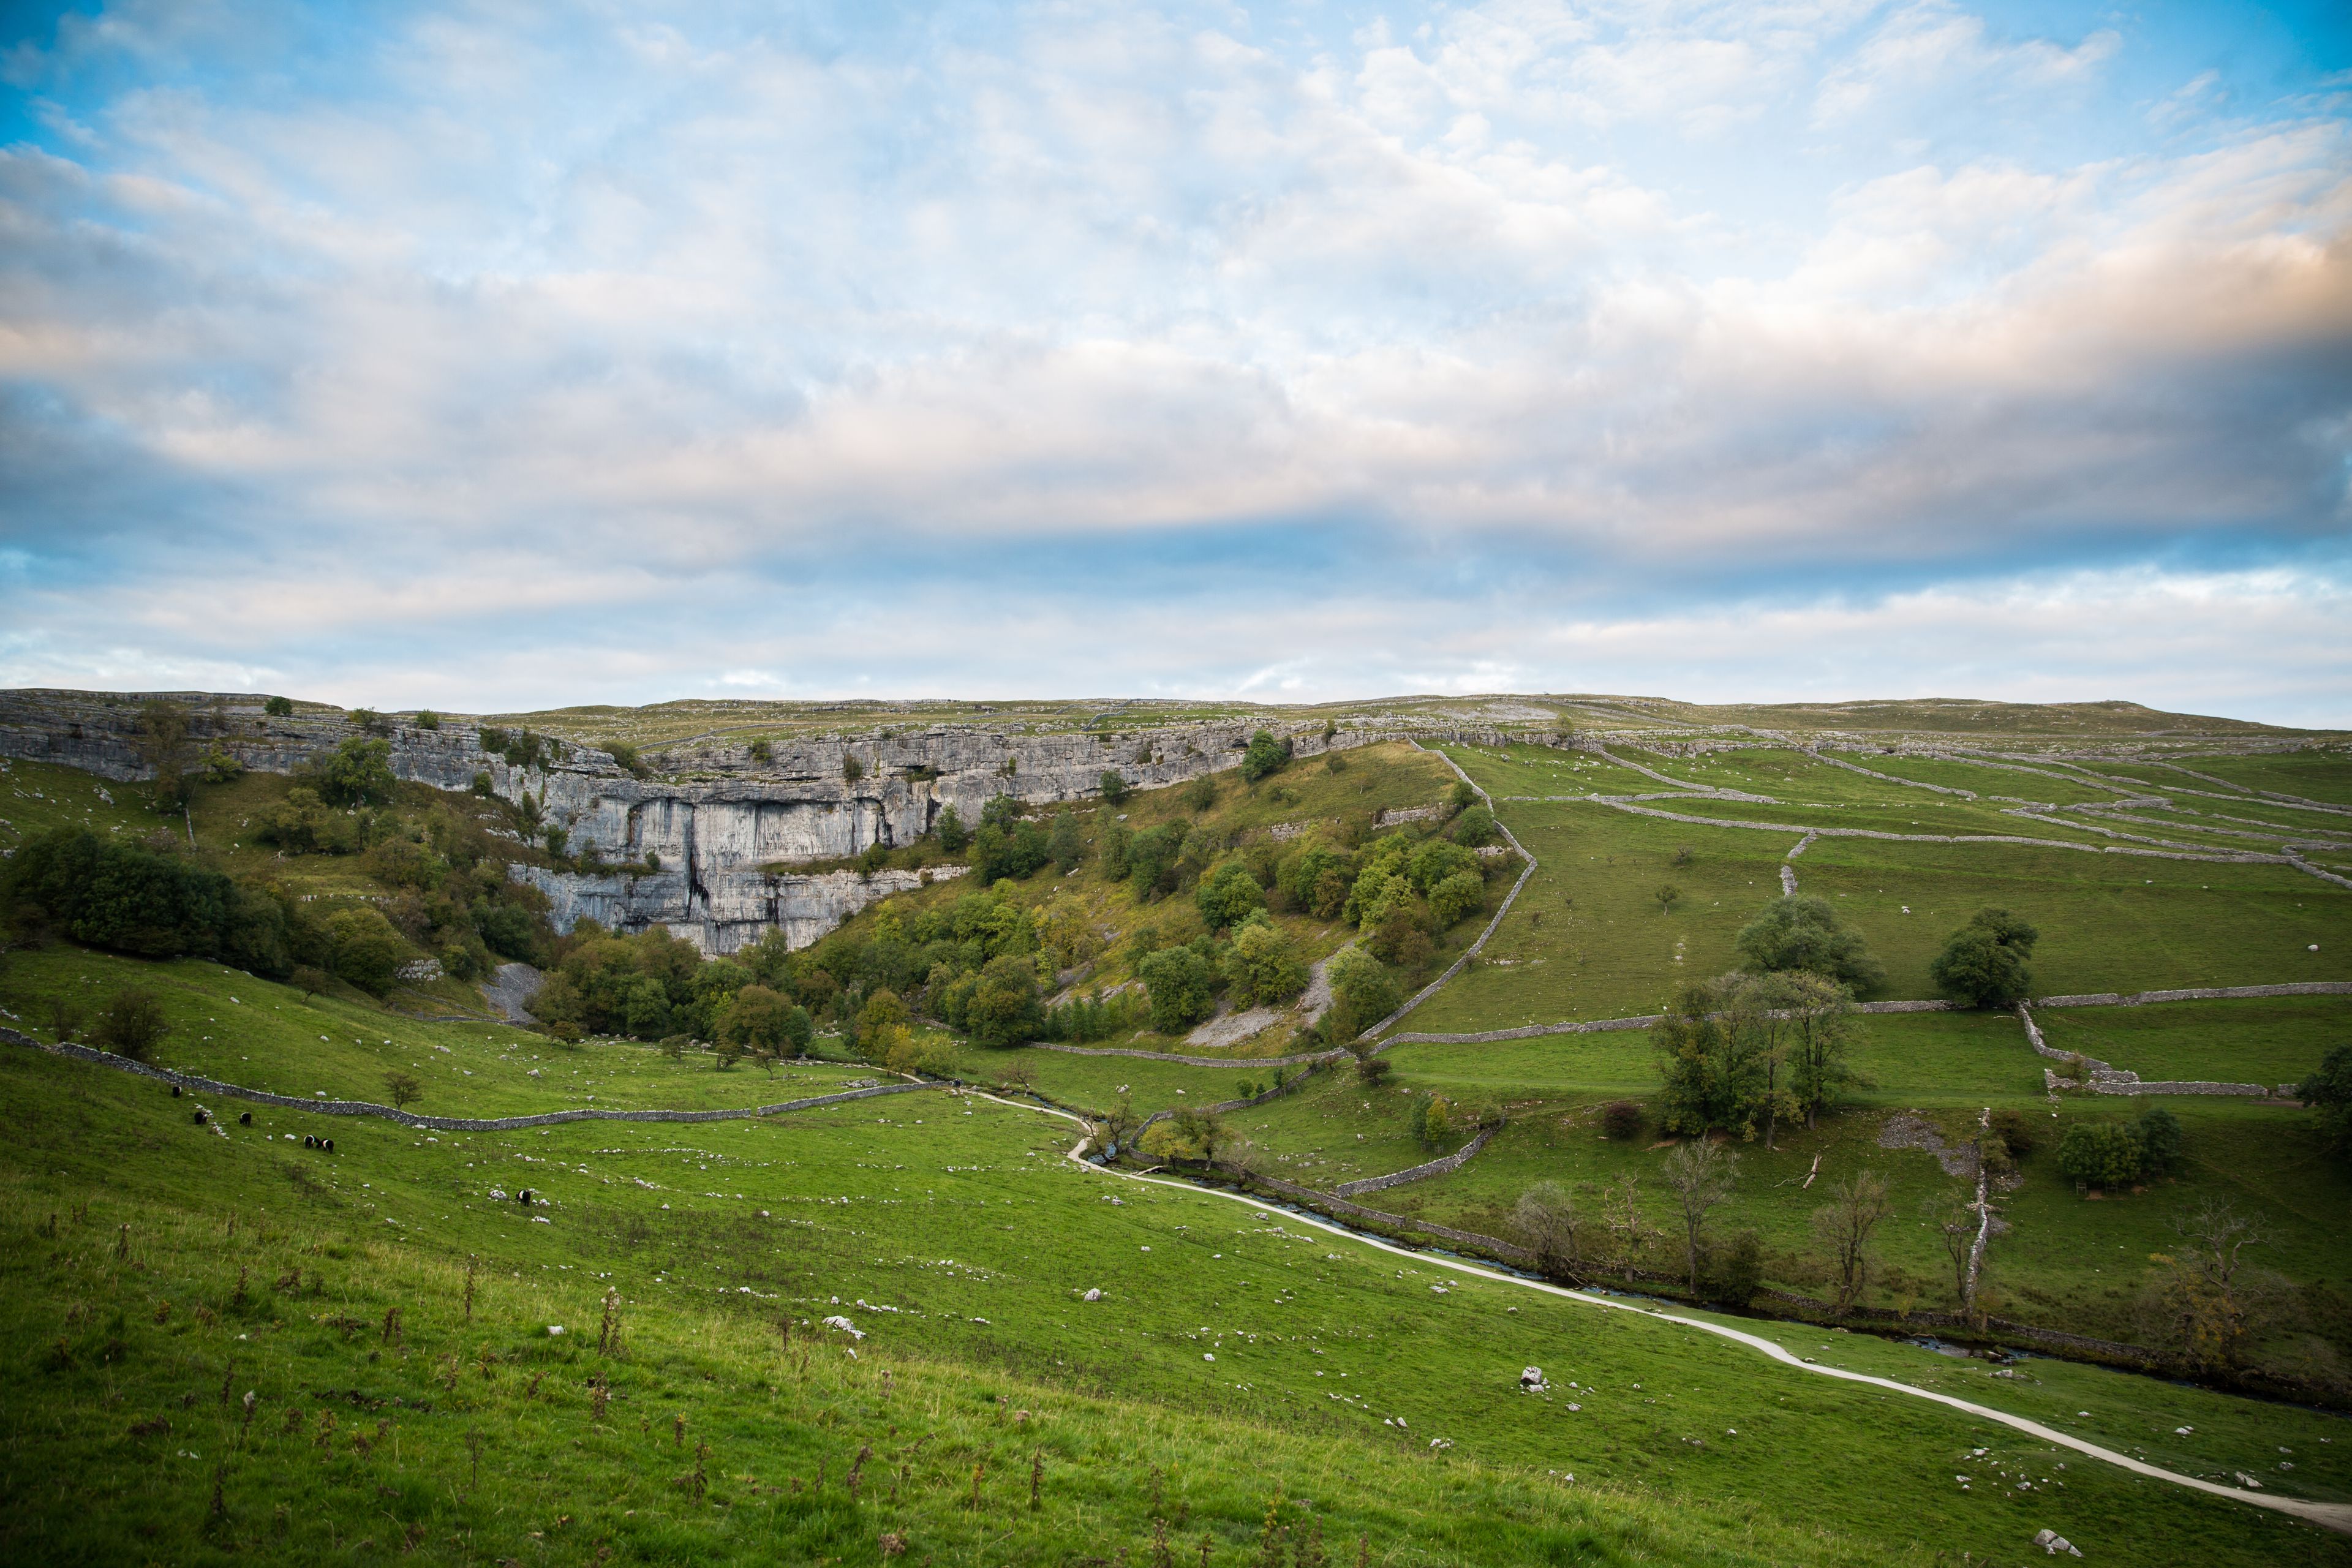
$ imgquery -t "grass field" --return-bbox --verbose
[2032,997,2352,1088]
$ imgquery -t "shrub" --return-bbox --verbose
[1929,907,2040,1008]
[414,710,440,731]
[1404,838,1477,895]
[262,695,294,717]
[1735,894,1883,992]
[1364,903,1432,967]
[1427,870,1485,930]
[718,984,807,1058]
[1324,750,1346,773]
[470,770,495,797]
[1194,860,1266,930]
[1452,804,1498,847]
[1224,919,1307,1006]
[2135,1104,2184,1177]
[384,1071,423,1109]
[2297,1043,2352,1158]
[972,813,1048,884]
[315,737,398,808]
[1409,1093,1455,1151]
[605,741,647,778]
[1988,1106,2040,1161]
[1125,823,1188,900]
[4,827,292,975]
[1240,730,1292,782]
[1182,775,1217,813]
[1600,1100,1645,1140]
[1048,811,1084,873]
[1098,771,1131,805]
[92,988,170,1060]
[963,954,1042,1047]
[1137,945,1219,1035]
[1324,947,1400,1042]
[1353,1052,1392,1086]
[1701,1231,1765,1307]
[2057,1122,2145,1189]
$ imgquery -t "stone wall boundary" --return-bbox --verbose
[0,1027,939,1129]
[1333,1122,1498,1197]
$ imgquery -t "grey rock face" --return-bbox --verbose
[0,688,1376,953]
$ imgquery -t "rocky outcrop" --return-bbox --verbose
[510,862,968,954]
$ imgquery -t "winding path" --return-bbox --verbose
[973,1090,2352,1538]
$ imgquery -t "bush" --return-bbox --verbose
[1353,1052,1393,1086]
[1929,907,2040,1008]
[2298,1043,2352,1157]
[1428,870,1484,930]
[964,954,1042,1047]
[1182,776,1217,813]
[1048,811,1084,873]
[1137,945,1219,1035]
[605,741,648,778]
[2135,1104,2184,1177]
[1224,919,1307,1006]
[1194,860,1266,929]
[1240,730,1292,782]
[414,710,440,731]
[1409,1093,1455,1151]
[1701,1231,1765,1307]
[935,805,970,853]
[1452,804,1498,848]
[262,695,294,717]
[4,827,293,976]
[1405,838,1477,895]
[1125,823,1188,900]
[92,988,170,1060]
[843,755,865,783]
[718,984,808,1058]
[1600,1100,1645,1140]
[1098,771,1131,805]
[1988,1106,2040,1161]
[315,737,398,808]
[2057,1122,2145,1189]
[1734,894,1883,992]
[1324,947,1400,1042]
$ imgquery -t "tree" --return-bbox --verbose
[1450,781,1477,813]
[1182,775,1217,813]
[1655,883,1681,913]
[1098,771,1132,805]
[137,699,195,810]
[1409,1093,1455,1152]
[964,954,1043,1046]
[316,737,398,808]
[623,976,673,1041]
[2295,1043,2352,1156]
[1124,824,1188,900]
[1600,1101,1644,1140]
[1224,920,1307,1006]
[935,805,970,853]
[1929,907,2040,1008]
[1141,1107,1229,1164]
[263,695,295,717]
[972,812,1049,884]
[1427,870,1483,930]
[1451,804,1498,848]
[1324,946,1400,1042]
[1194,861,1266,929]
[327,907,405,996]
[415,710,441,731]
[2135,1104,2184,1177]
[1734,895,1883,992]
[1812,1170,1892,1312]
[1774,970,1858,1128]
[2144,1199,2275,1372]
[92,987,170,1061]
[1137,946,1218,1035]
[384,1071,424,1109]
[1047,810,1084,874]
[1240,730,1292,782]
[1652,973,1781,1140]
[1662,1139,1738,1292]
[2057,1122,2143,1190]
[1513,1182,1590,1281]
[718,984,802,1060]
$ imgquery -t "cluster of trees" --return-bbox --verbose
[2056,1105,2182,1190]
[2,826,442,998]
[1651,970,1859,1145]
[529,924,817,1065]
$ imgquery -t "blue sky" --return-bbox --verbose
[2,2,2348,723]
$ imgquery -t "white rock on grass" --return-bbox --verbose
[2030,1528,2082,1558]
[1083,1288,1102,1302]
[823,1314,865,1340]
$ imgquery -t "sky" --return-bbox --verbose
[1,1,2348,725]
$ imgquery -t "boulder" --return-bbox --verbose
[2031,1529,2082,1557]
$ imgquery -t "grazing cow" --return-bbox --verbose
[171,1085,183,1098]
[518,1189,533,1206]
[192,1109,208,1125]
[303,1134,316,1148]
[323,1138,334,1153]
[239,1112,252,1126]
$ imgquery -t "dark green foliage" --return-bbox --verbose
[530,926,719,1041]
[1039,989,1145,1044]
[1278,842,1355,919]
[1324,947,1399,1042]
[327,907,406,996]
[1125,824,1188,900]
[91,987,169,1060]
[1452,804,1498,847]
[1600,1100,1644,1140]
[1734,894,1884,992]
[413,710,440,731]
[1929,907,2041,1007]
[1182,776,1217,813]
[605,741,649,778]
[315,738,398,808]
[2297,1043,2352,1157]
[1450,780,1477,812]
[1241,730,1292,782]
[717,984,810,1058]
[477,726,556,771]
[962,954,1043,1046]
[1137,945,1219,1034]
[972,802,1049,885]
[1404,837,1477,895]
[1047,811,1084,874]
[1988,1106,2040,1161]
[843,755,865,784]
[4,827,293,976]
[1428,870,1485,930]
[1194,860,1265,929]
[262,695,294,717]
[1098,770,1131,805]
[748,737,773,763]
[2058,1121,2145,1188]
[255,787,361,855]
[936,805,970,853]
[1223,918,1307,1006]
[1702,1231,1765,1308]
[2135,1104,2184,1177]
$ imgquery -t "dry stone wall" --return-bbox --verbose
[1332,1123,1497,1197]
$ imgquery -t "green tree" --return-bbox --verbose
[1404,838,1477,895]
[262,695,295,717]
[1734,894,1883,992]
[1427,870,1484,930]
[1774,970,1859,1128]
[718,984,804,1060]
[1181,775,1217,813]
[1194,860,1266,929]
[1409,1092,1455,1151]
[327,907,405,996]
[1451,804,1498,847]
[623,976,674,1041]
[1223,919,1307,1006]
[1098,770,1131,805]
[92,987,170,1061]
[316,737,398,808]
[1047,810,1084,874]
[964,954,1042,1047]
[384,1071,424,1109]
[1929,907,2041,1008]
[2135,1103,2184,1177]
[1137,945,1219,1034]
[1652,973,1781,1139]
[2296,1042,2352,1157]
[935,805,970,853]
[1323,946,1399,1042]
[1513,1182,1589,1281]
[2057,1122,2144,1189]
[1125,824,1188,900]
[1240,730,1292,782]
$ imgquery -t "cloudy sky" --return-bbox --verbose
[2,2,2348,723]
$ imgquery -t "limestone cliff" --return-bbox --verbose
[0,688,1372,952]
